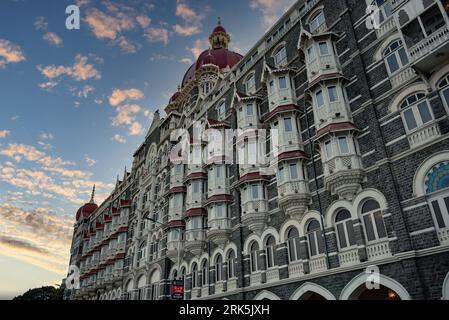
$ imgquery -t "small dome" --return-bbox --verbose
[213,25,226,33]
[75,186,97,221]
[169,91,180,103]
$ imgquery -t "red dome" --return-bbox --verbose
[76,203,98,221]
[213,25,226,33]
[169,91,180,103]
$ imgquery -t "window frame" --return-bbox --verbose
[360,199,388,244]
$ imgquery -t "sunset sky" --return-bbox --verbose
[0,0,297,299]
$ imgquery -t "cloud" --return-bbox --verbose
[34,16,48,30]
[188,38,210,59]
[108,88,144,107]
[85,8,135,40]
[0,130,11,138]
[129,122,144,136]
[114,36,138,53]
[111,104,144,135]
[43,32,63,47]
[136,15,151,28]
[144,27,169,45]
[37,54,101,88]
[112,134,126,144]
[173,0,207,37]
[39,81,59,91]
[0,39,26,68]
[75,85,94,98]
[180,57,193,64]
[84,154,97,167]
[0,235,49,255]
[39,132,54,141]
[249,0,296,29]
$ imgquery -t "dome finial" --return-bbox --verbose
[217,16,221,26]
[89,185,95,203]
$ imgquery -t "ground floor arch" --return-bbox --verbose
[290,282,336,300]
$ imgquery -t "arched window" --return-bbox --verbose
[215,255,223,282]
[335,209,357,249]
[400,92,434,132]
[426,162,449,232]
[217,101,226,120]
[309,11,325,33]
[383,40,409,75]
[245,73,256,94]
[306,219,325,257]
[191,263,198,288]
[201,259,208,286]
[274,46,287,66]
[371,0,393,24]
[286,227,301,262]
[249,241,259,272]
[138,242,146,266]
[361,199,387,242]
[227,250,236,279]
[264,236,276,269]
[438,74,449,112]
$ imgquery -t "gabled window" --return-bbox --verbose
[274,46,287,66]
[316,90,324,107]
[249,241,259,272]
[290,163,299,180]
[338,136,350,154]
[309,11,325,33]
[399,92,433,132]
[284,117,293,132]
[286,227,300,262]
[245,74,256,94]
[306,219,325,257]
[327,86,338,102]
[227,250,236,279]
[246,103,254,116]
[264,236,276,269]
[215,255,223,282]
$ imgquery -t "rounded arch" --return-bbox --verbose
[223,242,238,259]
[116,288,122,300]
[125,279,134,292]
[353,188,389,215]
[253,290,281,300]
[443,272,449,300]
[179,261,189,273]
[290,282,336,300]
[305,5,324,25]
[339,272,411,300]
[325,199,355,227]
[413,151,449,196]
[136,273,147,288]
[149,268,162,284]
[373,34,402,61]
[169,266,178,280]
[260,227,280,245]
[388,82,428,114]
[299,210,323,234]
[430,66,449,91]
[243,233,262,255]
[189,257,200,273]
[211,247,225,263]
[280,219,303,242]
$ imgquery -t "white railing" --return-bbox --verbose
[201,286,209,297]
[191,287,201,299]
[437,228,449,245]
[338,247,360,267]
[208,218,231,230]
[185,230,206,242]
[250,272,264,286]
[215,281,224,294]
[366,240,392,260]
[309,255,327,273]
[407,122,441,148]
[390,67,415,88]
[266,268,280,283]
[227,278,238,291]
[288,261,305,278]
[376,16,396,38]
[278,180,309,196]
[409,25,449,61]
[241,200,268,215]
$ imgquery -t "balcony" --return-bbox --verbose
[307,53,340,83]
[227,278,238,291]
[366,240,392,261]
[250,272,264,286]
[241,200,269,234]
[308,255,327,274]
[237,114,260,130]
[324,155,365,200]
[215,281,225,294]
[338,247,360,267]
[407,121,441,149]
[376,16,397,38]
[166,240,185,263]
[201,286,209,297]
[207,218,232,246]
[278,180,311,220]
[191,287,201,299]
[266,268,280,283]
[437,227,449,245]
[185,230,206,255]
[277,131,303,155]
[288,261,305,278]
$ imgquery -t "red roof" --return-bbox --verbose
[185,208,207,217]
[185,172,207,181]
[76,202,98,221]
[213,25,226,33]
[277,150,308,162]
[315,122,358,139]
[206,194,233,204]
[238,172,270,184]
[120,199,131,207]
[265,104,303,121]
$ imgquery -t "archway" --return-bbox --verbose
[253,290,281,300]
[290,282,336,300]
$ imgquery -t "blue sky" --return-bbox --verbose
[0,0,295,299]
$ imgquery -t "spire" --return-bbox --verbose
[217,16,221,26]
[89,185,95,203]
[209,18,230,49]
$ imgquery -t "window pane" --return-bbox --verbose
[328,86,338,102]
[308,234,317,256]
[417,101,432,124]
[246,104,254,116]
[432,200,447,228]
[252,185,259,199]
[386,54,399,73]
[319,42,329,55]
[403,108,418,130]
[337,223,348,248]
[316,90,324,107]
[308,46,316,61]
[325,141,332,158]
[290,163,298,180]
[346,220,357,246]
[363,214,376,241]
[278,167,284,182]
[398,47,409,66]
[279,76,287,89]
[374,211,387,239]
[316,231,325,254]
[284,117,292,132]
[338,137,349,154]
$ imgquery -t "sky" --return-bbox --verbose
[0,0,296,299]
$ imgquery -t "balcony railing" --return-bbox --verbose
[201,286,209,297]
[407,121,441,148]
[215,281,224,294]
[437,227,449,245]
[366,240,392,261]
[288,260,305,278]
[376,16,396,38]
[309,255,327,274]
[409,26,449,62]
[338,247,360,267]
[390,66,416,88]
[266,268,280,283]
[250,272,264,286]
[227,278,238,291]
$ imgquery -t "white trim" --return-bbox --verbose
[339,272,411,300]
[388,82,428,114]
[409,227,436,236]
[289,282,336,300]
[253,290,281,300]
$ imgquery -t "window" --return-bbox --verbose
[201,260,208,286]
[193,181,201,193]
[227,250,236,279]
[383,40,409,75]
[307,45,316,62]
[250,241,259,272]
[278,166,284,183]
[217,102,226,120]
[215,255,223,282]
[371,0,393,24]
[400,92,433,131]
[246,74,256,93]
[327,86,338,102]
[425,162,449,232]
[246,103,254,116]
[324,140,333,159]
[306,219,325,257]
[286,227,301,262]
[251,185,259,199]
[284,117,293,132]
[316,90,324,107]
[438,74,449,111]
[361,199,387,242]
[175,164,183,174]
[309,11,325,33]
[338,137,350,154]
[274,46,287,65]
[265,236,276,269]
[216,204,224,218]
[215,165,222,179]
[335,209,357,249]
[279,76,287,89]
[319,42,329,55]
[290,163,299,180]
[192,263,198,288]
